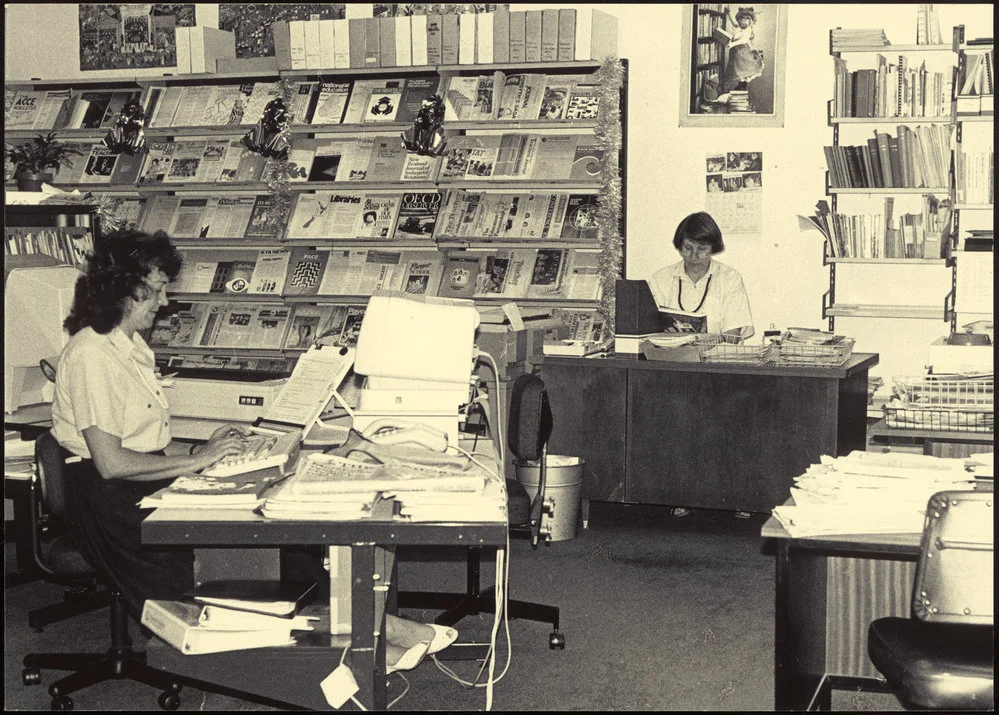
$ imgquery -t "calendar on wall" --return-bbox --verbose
[704,151,763,235]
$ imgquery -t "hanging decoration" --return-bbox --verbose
[254,78,299,233]
[102,100,146,154]
[242,97,291,160]
[591,57,625,332]
[401,94,448,157]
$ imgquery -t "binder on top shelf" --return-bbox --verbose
[411,14,429,66]
[379,15,397,68]
[574,8,618,62]
[492,8,510,64]
[441,14,460,65]
[304,19,322,70]
[524,10,543,63]
[458,12,477,65]
[541,8,560,63]
[189,26,236,74]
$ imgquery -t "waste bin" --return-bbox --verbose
[515,455,584,542]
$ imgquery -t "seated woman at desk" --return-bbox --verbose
[646,212,755,518]
[51,229,453,668]
[647,211,754,344]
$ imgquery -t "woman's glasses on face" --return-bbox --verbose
[680,242,712,257]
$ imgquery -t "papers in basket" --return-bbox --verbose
[771,451,976,538]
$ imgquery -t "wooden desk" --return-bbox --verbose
[540,353,878,516]
[141,502,507,711]
[761,516,921,711]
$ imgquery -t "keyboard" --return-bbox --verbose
[201,428,302,478]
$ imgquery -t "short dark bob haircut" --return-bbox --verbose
[672,211,725,254]
[64,229,182,336]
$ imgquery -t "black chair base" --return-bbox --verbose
[398,546,566,650]
[22,592,184,711]
[28,585,112,631]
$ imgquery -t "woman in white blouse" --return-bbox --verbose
[647,211,754,343]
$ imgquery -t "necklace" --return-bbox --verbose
[678,274,712,313]
[129,356,170,410]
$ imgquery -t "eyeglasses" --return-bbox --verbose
[680,242,712,257]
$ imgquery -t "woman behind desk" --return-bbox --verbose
[50,229,251,617]
[647,212,754,518]
[647,211,754,343]
[51,229,454,667]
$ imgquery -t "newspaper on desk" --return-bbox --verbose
[261,451,505,523]
[771,451,977,538]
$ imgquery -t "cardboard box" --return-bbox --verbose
[476,324,528,374]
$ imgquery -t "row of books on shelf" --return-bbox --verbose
[955,151,994,205]
[696,6,726,37]
[4,226,95,265]
[6,69,606,134]
[805,196,950,259]
[824,124,951,189]
[165,246,601,303]
[831,56,952,119]
[265,8,616,72]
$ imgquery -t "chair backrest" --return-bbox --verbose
[912,489,993,626]
[507,374,553,463]
[35,431,72,522]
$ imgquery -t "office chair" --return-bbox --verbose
[22,431,185,712]
[398,373,566,649]
[24,431,112,632]
[867,488,994,711]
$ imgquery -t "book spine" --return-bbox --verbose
[458,12,476,65]
[426,15,443,65]
[332,18,350,69]
[348,18,367,69]
[272,20,292,70]
[379,16,396,68]
[441,14,459,65]
[557,8,576,62]
[364,17,381,68]
[395,16,412,67]
[411,15,428,66]
[525,10,543,63]
[318,19,335,69]
[492,9,509,64]
[304,19,322,70]
[175,26,191,74]
[541,9,559,63]
[509,11,526,64]
[476,12,493,65]
[289,20,307,70]
[140,601,193,654]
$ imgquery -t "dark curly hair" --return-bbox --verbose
[64,229,182,336]
[672,212,725,254]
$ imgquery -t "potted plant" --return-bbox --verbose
[6,132,83,191]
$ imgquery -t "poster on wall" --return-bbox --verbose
[679,4,787,128]
[705,151,762,235]
[79,4,196,71]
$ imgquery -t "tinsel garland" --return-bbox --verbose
[591,57,625,333]
[261,78,299,233]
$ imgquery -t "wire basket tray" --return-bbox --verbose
[777,338,856,367]
[883,406,994,433]
[891,376,994,408]
[700,342,778,365]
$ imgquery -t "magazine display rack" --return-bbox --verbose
[5,54,627,374]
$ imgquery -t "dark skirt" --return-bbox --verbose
[63,457,194,621]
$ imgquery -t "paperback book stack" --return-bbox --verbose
[771,451,975,538]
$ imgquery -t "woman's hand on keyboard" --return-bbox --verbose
[191,425,251,471]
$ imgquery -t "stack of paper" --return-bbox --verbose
[261,477,378,521]
[393,475,507,523]
[772,451,976,537]
[139,468,286,510]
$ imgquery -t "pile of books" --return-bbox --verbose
[771,451,975,538]
[141,581,319,655]
[830,28,891,51]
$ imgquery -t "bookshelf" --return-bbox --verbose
[950,26,994,329]
[821,28,961,332]
[4,58,627,373]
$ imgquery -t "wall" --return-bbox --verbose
[5,3,993,387]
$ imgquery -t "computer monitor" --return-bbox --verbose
[352,290,480,442]
[4,264,82,413]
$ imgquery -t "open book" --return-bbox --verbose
[658,308,708,334]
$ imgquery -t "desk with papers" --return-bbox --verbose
[761,450,992,711]
[141,457,507,711]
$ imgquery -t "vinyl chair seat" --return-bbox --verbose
[868,617,994,710]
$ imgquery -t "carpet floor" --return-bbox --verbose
[4,503,904,711]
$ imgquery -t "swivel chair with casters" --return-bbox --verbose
[21,431,185,712]
[398,373,566,650]
[867,488,994,711]
[24,430,112,632]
